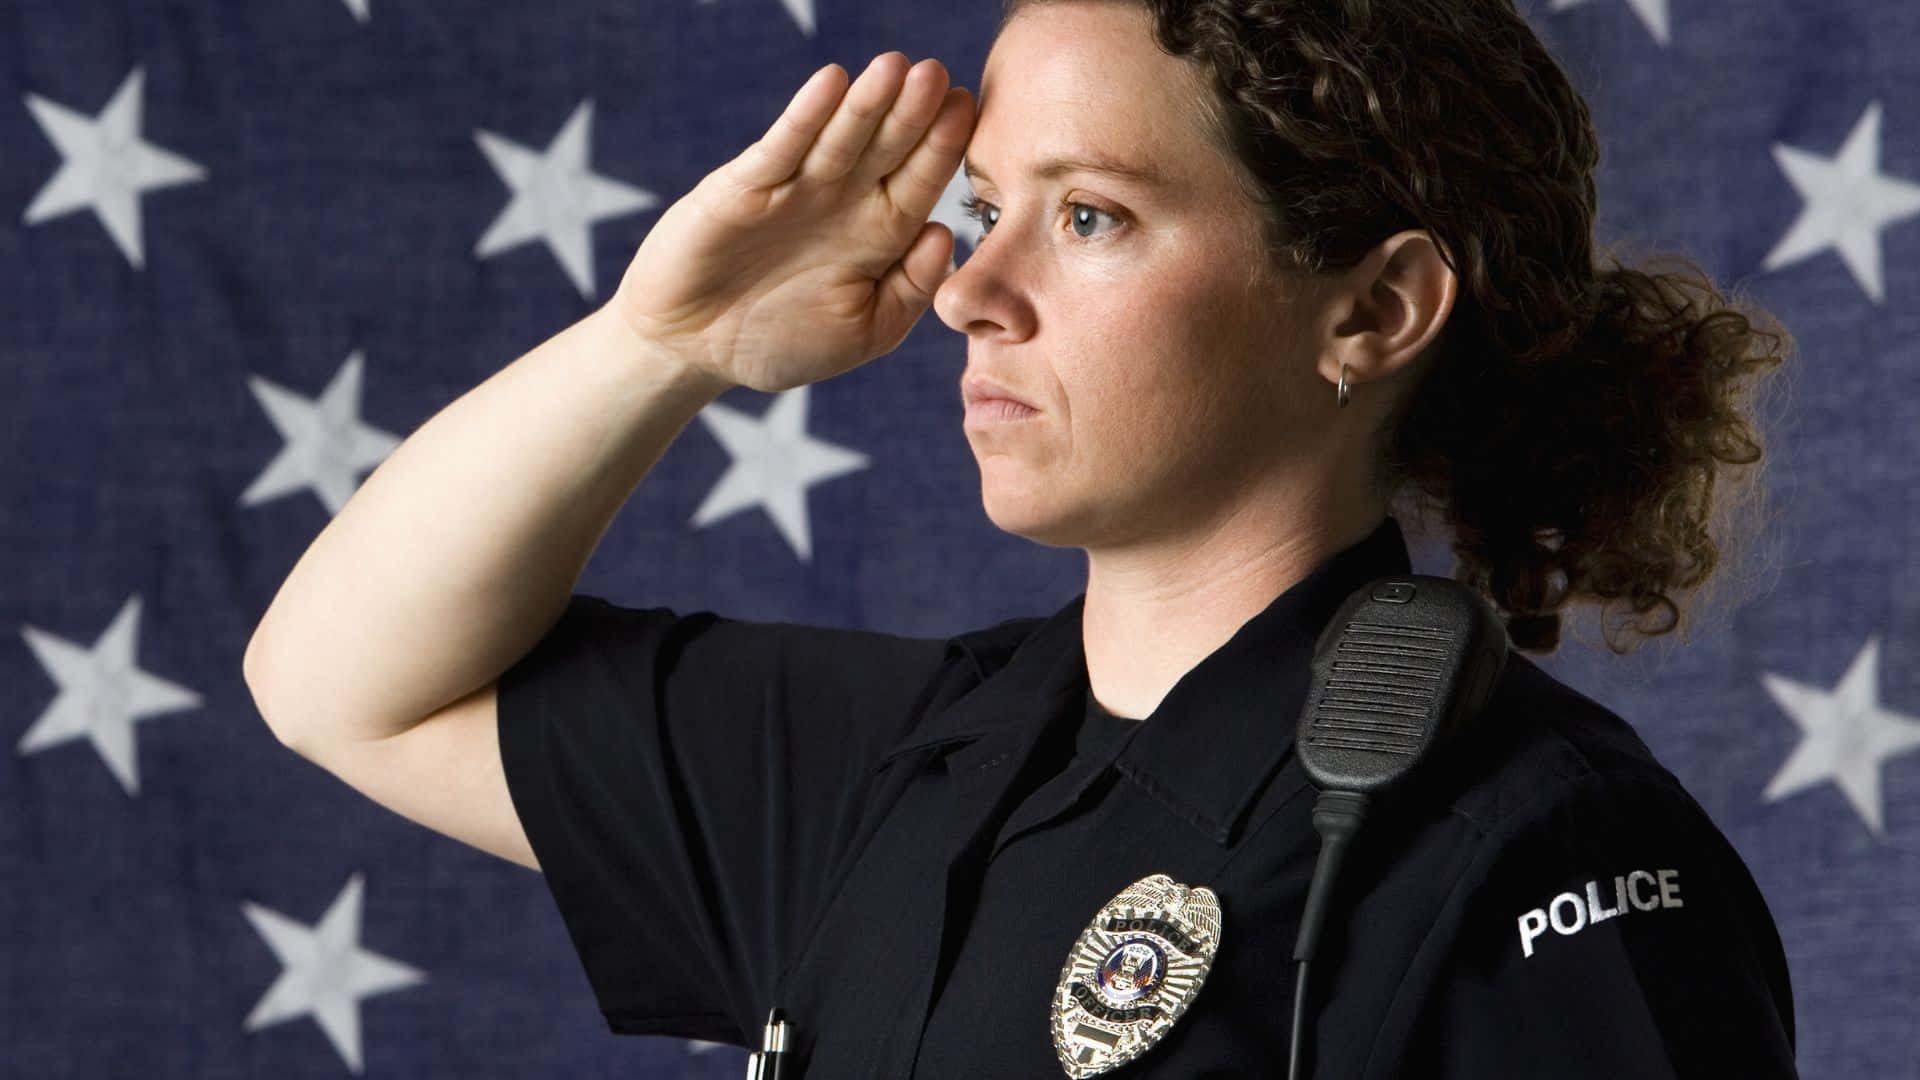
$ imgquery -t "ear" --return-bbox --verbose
[1316,230,1457,393]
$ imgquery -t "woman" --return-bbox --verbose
[244,0,1797,1075]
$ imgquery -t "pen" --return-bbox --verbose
[744,1007,792,1080]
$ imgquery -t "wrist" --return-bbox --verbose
[590,301,733,404]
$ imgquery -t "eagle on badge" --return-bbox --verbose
[1051,874,1223,1077]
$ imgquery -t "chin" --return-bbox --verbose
[979,479,1091,550]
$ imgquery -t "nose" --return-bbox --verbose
[932,229,1035,342]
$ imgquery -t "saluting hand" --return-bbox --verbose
[608,53,976,392]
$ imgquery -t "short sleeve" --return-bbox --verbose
[496,594,964,1044]
[1401,772,1798,1078]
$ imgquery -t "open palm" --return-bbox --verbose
[610,54,976,392]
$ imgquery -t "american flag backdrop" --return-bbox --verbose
[2,0,1915,1076]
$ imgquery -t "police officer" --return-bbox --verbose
[245,0,1798,1075]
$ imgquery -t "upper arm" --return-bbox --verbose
[283,679,541,872]
[492,596,967,1036]
[1393,776,1796,1077]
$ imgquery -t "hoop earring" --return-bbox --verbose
[1337,363,1351,409]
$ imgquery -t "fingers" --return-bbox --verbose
[729,53,971,206]
[851,58,951,184]
[883,86,975,220]
[798,52,910,183]
[871,221,956,354]
[732,63,849,189]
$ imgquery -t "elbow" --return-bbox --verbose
[242,630,307,756]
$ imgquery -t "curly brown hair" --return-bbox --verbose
[1000,0,1793,655]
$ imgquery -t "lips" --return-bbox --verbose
[961,375,1039,412]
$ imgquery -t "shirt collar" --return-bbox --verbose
[1114,516,1414,844]
[879,516,1414,844]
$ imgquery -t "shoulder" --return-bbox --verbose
[1423,652,1700,838]
[1400,651,1794,1009]
[1375,649,1783,961]
[1347,650,1754,928]
[1284,648,1755,922]
[511,594,1075,742]
[522,593,987,686]
[1357,656,1798,1076]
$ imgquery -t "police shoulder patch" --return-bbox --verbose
[1051,873,1223,1077]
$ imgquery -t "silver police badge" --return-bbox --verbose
[1051,874,1223,1077]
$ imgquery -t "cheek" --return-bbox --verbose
[1066,270,1271,443]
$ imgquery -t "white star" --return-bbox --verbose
[16,595,201,797]
[341,0,370,23]
[1761,636,1920,836]
[781,0,817,34]
[1549,0,1670,45]
[928,164,987,264]
[694,0,816,36]
[1762,101,1920,303]
[21,66,207,269]
[473,100,660,298]
[241,350,402,516]
[692,386,869,562]
[242,873,426,1075]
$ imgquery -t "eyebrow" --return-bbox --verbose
[964,153,1168,190]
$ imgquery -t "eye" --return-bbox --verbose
[957,194,1126,241]
[959,193,999,234]
[1067,202,1122,239]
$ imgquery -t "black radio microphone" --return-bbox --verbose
[1286,575,1508,1080]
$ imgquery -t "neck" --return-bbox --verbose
[1081,496,1384,720]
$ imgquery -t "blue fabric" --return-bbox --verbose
[2,0,1913,1076]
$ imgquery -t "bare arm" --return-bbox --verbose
[242,305,723,750]
[241,53,975,868]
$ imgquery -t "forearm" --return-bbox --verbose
[243,303,730,748]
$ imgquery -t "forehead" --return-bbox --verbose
[971,2,1223,188]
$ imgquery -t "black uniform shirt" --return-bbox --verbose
[497,516,1797,1077]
